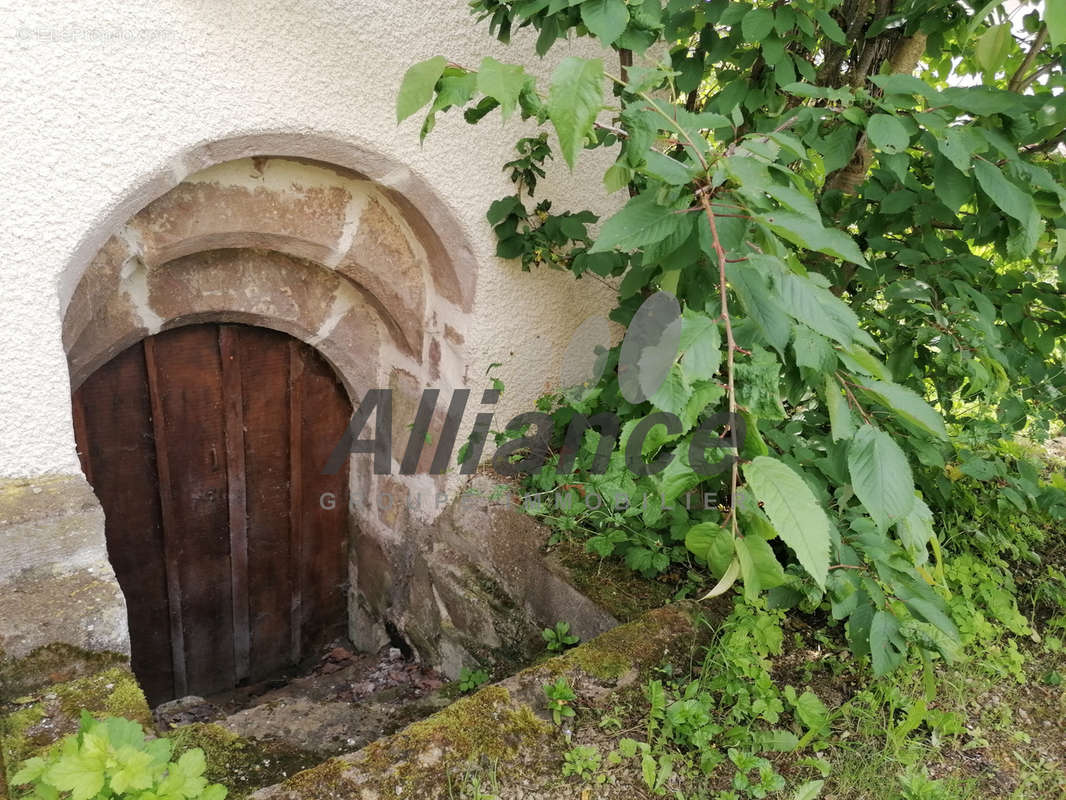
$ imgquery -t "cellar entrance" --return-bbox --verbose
[72,323,352,706]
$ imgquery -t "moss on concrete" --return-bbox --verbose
[1,666,149,786]
[548,540,676,622]
[167,724,320,800]
[258,604,718,800]
[560,602,702,681]
[273,685,556,800]
[0,643,127,703]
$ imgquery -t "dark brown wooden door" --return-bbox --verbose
[72,324,352,706]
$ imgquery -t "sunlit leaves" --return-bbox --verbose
[974,22,1013,77]
[580,0,629,46]
[757,212,867,266]
[476,57,527,120]
[866,114,910,154]
[13,714,226,800]
[857,379,948,440]
[847,425,916,532]
[590,191,688,253]
[973,159,1042,255]
[396,56,448,123]
[546,57,604,169]
[1046,0,1066,48]
[743,457,832,589]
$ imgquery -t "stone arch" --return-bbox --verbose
[60,141,478,670]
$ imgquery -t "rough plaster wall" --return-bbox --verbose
[0,0,621,478]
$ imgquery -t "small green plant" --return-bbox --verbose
[561,745,602,781]
[723,749,786,799]
[543,677,577,725]
[457,666,490,694]
[12,712,227,800]
[446,760,500,800]
[542,621,579,652]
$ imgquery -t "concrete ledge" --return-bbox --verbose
[251,603,717,800]
[0,475,129,660]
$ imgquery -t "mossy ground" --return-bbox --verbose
[277,685,557,800]
[548,539,678,622]
[166,724,320,800]
[0,665,150,794]
[0,644,127,703]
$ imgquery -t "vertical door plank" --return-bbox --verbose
[237,327,294,680]
[143,336,189,700]
[295,344,352,657]
[75,323,353,702]
[150,326,235,697]
[288,342,304,664]
[219,327,251,683]
[75,342,174,705]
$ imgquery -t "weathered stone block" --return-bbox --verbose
[0,475,129,660]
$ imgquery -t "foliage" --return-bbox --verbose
[543,676,578,725]
[560,745,603,780]
[541,621,580,652]
[457,666,491,694]
[399,0,1066,674]
[11,713,227,800]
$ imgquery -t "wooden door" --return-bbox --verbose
[72,324,352,706]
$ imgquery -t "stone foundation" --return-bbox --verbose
[0,475,128,660]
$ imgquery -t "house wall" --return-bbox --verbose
[0,1,619,665]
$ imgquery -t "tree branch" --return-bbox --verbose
[698,191,740,540]
[1009,24,1049,93]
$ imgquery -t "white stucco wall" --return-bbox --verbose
[0,0,619,478]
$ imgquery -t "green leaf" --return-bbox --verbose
[649,365,689,416]
[794,327,837,373]
[790,689,829,733]
[547,57,604,170]
[870,610,906,676]
[847,425,916,532]
[1047,0,1066,48]
[45,753,105,800]
[727,262,792,354]
[858,379,948,440]
[759,211,867,266]
[177,748,207,779]
[641,150,694,185]
[933,155,971,212]
[793,780,825,800]
[825,376,855,442]
[975,23,1013,77]
[685,522,734,577]
[741,7,775,42]
[897,496,934,563]
[397,56,448,123]
[774,268,864,347]
[109,749,155,795]
[581,0,630,45]
[743,456,832,589]
[736,535,786,600]
[476,57,527,121]
[870,74,938,100]
[813,8,846,44]
[866,114,910,154]
[679,311,722,381]
[11,757,46,786]
[590,191,686,253]
[973,159,1042,256]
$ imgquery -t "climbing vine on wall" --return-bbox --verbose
[398,0,1066,674]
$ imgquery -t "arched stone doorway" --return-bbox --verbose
[73,324,351,705]
[61,149,476,684]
